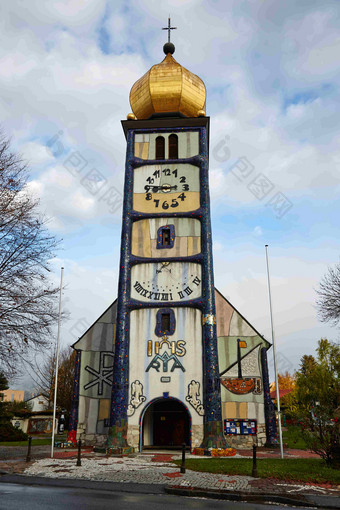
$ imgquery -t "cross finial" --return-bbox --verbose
[162,16,177,43]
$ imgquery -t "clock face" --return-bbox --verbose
[133,164,200,213]
[131,262,201,302]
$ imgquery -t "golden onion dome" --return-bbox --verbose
[129,47,206,119]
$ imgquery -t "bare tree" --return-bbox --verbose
[32,346,76,412]
[316,262,340,327]
[0,131,60,378]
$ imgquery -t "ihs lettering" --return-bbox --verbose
[147,338,186,357]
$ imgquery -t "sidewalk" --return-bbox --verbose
[1,448,339,508]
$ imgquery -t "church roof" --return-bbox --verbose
[129,50,206,120]
[72,290,270,350]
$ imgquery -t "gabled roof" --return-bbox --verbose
[71,299,117,349]
[71,291,270,350]
[215,287,271,348]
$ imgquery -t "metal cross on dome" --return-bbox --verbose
[162,16,177,43]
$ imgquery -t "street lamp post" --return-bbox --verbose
[51,266,64,458]
[265,245,284,459]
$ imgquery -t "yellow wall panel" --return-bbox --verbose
[222,401,248,419]
[98,399,110,420]
[133,192,200,213]
[188,236,201,256]
[238,402,248,419]
[222,401,236,420]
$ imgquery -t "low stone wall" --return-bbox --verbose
[78,433,107,447]
[225,423,267,449]
[127,425,139,449]
[191,424,204,449]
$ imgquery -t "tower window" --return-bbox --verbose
[162,228,171,246]
[155,136,165,159]
[161,313,170,332]
[157,224,175,249]
[168,134,178,159]
[155,308,176,336]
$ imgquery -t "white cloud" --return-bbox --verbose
[1,0,339,380]
[253,226,263,237]
[20,141,55,166]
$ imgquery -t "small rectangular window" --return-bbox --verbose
[157,224,175,250]
[155,308,176,337]
[162,228,171,246]
[161,313,171,333]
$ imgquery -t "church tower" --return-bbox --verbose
[108,31,228,452]
[68,25,276,452]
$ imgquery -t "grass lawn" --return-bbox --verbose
[282,425,308,450]
[173,458,340,485]
[0,435,67,446]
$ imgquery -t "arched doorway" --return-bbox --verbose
[141,398,191,449]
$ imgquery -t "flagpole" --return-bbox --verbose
[265,245,284,459]
[51,266,64,458]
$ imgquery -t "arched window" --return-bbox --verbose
[155,308,176,336]
[155,136,165,159]
[168,134,178,159]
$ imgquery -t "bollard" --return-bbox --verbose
[252,443,258,477]
[180,442,186,474]
[26,436,32,463]
[76,439,82,467]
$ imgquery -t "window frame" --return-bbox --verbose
[156,224,175,250]
[155,308,176,337]
[155,135,165,159]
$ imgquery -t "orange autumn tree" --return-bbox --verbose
[271,371,296,393]
[271,371,298,418]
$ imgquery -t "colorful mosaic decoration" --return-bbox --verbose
[155,308,176,336]
[156,224,175,249]
[67,350,81,443]
[192,447,236,457]
[221,377,261,395]
[202,314,216,325]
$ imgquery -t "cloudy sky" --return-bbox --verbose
[1,0,339,385]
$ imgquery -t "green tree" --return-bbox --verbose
[294,339,340,466]
[0,372,28,441]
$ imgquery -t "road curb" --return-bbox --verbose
[1,472,339,508]
[0,473,165,495]
[165,485,340,509]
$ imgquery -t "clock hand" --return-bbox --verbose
[144,184,177,192]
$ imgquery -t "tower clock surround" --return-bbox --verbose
[108,115,228,452]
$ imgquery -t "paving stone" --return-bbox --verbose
[19,451,340,498]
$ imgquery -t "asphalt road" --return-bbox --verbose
[0,483,309,509]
